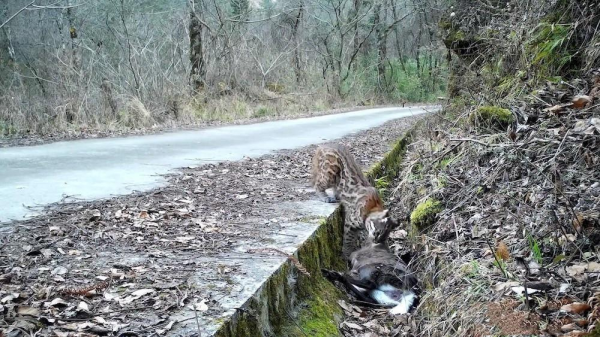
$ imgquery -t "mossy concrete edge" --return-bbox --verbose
[215,119,425,337]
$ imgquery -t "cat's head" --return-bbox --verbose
[365,209,398,244]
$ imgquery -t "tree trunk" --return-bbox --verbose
[374,1,387,92]
[66,2,79,70]
[291,1,304,84]
[352,0,362,71]
[391,3,407,72]
[189,0,206,92]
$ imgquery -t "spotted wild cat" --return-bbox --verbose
[311,144,394,258]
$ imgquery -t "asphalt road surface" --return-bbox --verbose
[0,106,435,223]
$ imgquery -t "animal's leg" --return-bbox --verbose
[314,179,337,203]
[321,269,377,304]
[331,186,340,202]
[370,290,398,307]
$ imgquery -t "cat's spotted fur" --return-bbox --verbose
[311,144,393,259]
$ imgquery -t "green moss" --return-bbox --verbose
[281,208,346,336]
[439,157,452,169]
[410,198,442,228]
[218,119,424,337]
[0,121,17,136]
[470,106,514,129]
[366,127,416,184]
[587,321,600,337]
[266,82,285,93]
[436,176,447,188]
[289,279,343,337]
[215,208,345,337]
[446,29,466,43]
[438,19,452,30]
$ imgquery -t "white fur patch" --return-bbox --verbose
[368,284,416,315]
[370,289,398,306]
[389,292,416,315]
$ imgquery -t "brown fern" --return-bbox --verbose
[248,248,311,277]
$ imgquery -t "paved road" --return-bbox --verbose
[0,106,435,223]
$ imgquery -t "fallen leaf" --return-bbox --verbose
[573,121,588,133]
[543,104,570,114]
[49,226,63,235]
[559,283,570,293]
[139,211,149,218]
[93,316,107,324]
[338,300,352,312]
[77,301,90,313]
[566,262,600,280]
[494,281,520,292]
[52,266,68,275]
[11,318,39,332]
[528,260,541,275]
[496,241,510,261]
[17,306,40,317]
[175,236,195,243]
[104,292,119,301]
[45,298,68,307]
[561,323,580,332]
[156,321,175,335]
[0,273,12,284]
[119,289,155,305]
[1,293,19,303]
[572,95,592,109]
[89,209,102,221]
[573,213,584,231]
[189,299,209,312]
[561,302,592,315]
[344,322,364,330]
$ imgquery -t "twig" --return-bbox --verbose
[284,307,309,337]
[0,1,35,30]
[551,130,569,163]
[450,138,490,147]
[247,248,310,276]
[194,306,202,337]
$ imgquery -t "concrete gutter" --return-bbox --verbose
[167,120,424,336]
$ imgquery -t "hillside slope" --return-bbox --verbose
[335,1,600,336]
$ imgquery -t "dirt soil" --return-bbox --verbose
[0,114,423,336]
[334,75,600,336]
[0,104,428,149]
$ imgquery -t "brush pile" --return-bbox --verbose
[385,71,600,336]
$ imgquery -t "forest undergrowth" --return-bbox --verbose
[335,0,600,336]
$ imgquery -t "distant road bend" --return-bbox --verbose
[0,106,436,223]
